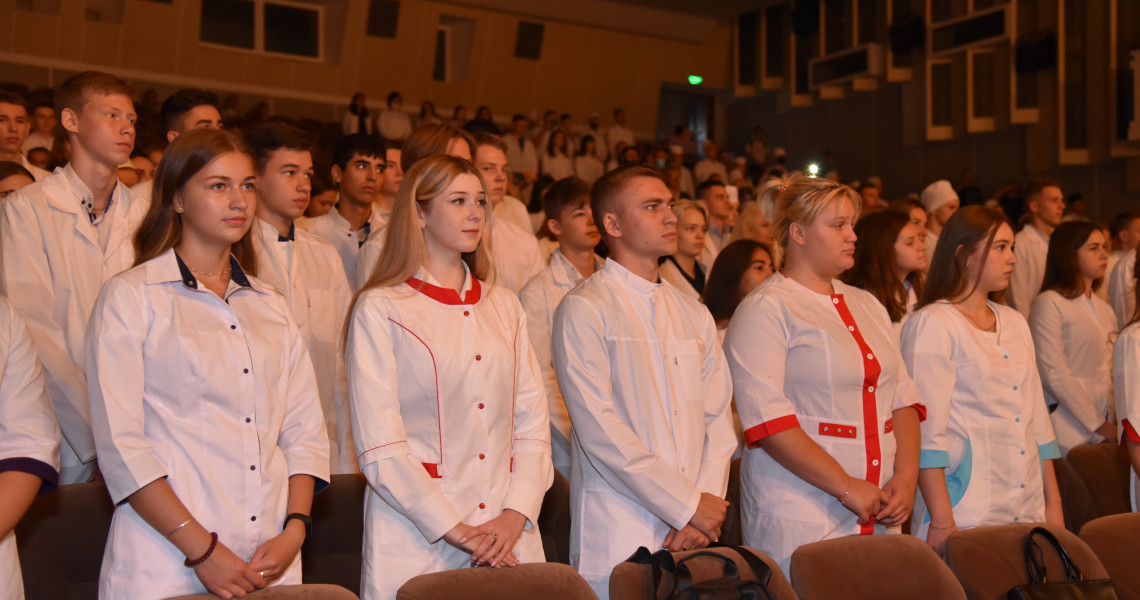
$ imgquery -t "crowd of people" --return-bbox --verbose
[0,72,1138,600]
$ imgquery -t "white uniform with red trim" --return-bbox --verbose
[347,267,552,600]
[551,258,736,599]
[1112,321,1140,511]
[724,274,924,572]
[901,301,1060,540]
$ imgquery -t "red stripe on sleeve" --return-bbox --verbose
[1123,419,1139,444]
[745,415,800,447]
[909,403,927,422]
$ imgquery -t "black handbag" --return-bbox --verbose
[625,545,778,600]
[1006,527,1118,600]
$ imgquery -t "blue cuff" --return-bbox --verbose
[919,449,950,469]
[1038,440,1061,460]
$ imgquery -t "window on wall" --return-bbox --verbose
[200,0,323,60]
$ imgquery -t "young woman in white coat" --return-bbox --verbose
[1113,257,1140,510]
[724,175,923,572]
[346,154,552,600]
[1029,221,1118,454]
[901,206,1063,556]
[87,128,331,600]
[842,210,928,338]
[659,200,710,300]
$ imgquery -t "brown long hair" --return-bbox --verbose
[918,205,1008,308]
[400,123,475,171]
[703,239,772,325]
[133,128,258,275]
[1040,221,1102,299]
[843,210,924,322]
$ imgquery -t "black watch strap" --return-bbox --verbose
[284,512,312,541]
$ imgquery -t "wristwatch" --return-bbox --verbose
[284,513,312,541]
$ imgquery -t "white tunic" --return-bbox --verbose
[19,155,50,183]
[540,154,574,181]
[489,219,545,295]
[606,125,634,159]
[254,219,356,473]
[1028,291,1118,454]
[518,249,602,476]
[504,135,539,179]
[573,155,605,186]
[347,268,552,600]
[1112,322,1140,511]
[1108,249,1136,329]
[300,206,385,287]
[901,302,1060,540]
[1009,224,1050,319]
[724,275,923,572]
[0,297,60,600]
[494,195,533,235]
[376,110,413,141]
[87,249,331,600]
[0,164,146,483]
[551,258,735,599]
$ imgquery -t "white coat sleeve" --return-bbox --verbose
[332,267,357,474]
[518,276,571,448]
[723,294,800,447]
[1009,239,1037,319]
[502,304,553,527]
[1109,253,1136,330]
[0,297,61,489]
[1028,294,1102,432]
[693,308,736,497]
[86,277,167,503]
[900,309,956,469]
[1115,330,1140,442]
[552,294,701,531]
[1015,317,1060,459]
[347,294,462,543]
[276,312,332,489]
[0,198,95,462]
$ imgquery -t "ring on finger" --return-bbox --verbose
[491,533,498,539]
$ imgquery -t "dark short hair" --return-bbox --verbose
[0,91,29,112]
[472,133,507,153]
[241,121,314,172]
[55,71,135,119]
[387,91,401,105]
[543,177,591,222]
[1110,211,1140,241]
[696,179,726,200]
[511,114,527,123]
[332,133,385,169]
[1024,177,1062,204]
[590,164,666,241]
[161,89,221,133]
[0,161,34,181]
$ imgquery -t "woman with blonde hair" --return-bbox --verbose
[347,154,552,600]
[660,200,710,299]
[724,174,923,571]
[88,128,330,599]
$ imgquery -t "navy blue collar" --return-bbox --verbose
[174,252,253,290]
[278,222,296,242]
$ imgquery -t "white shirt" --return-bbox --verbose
[606,125,634,158]
[540,153,574,181]
[300,206,385,287]
[342,111,374,136]
[573,155,605,186]
[347,266,552,600]
[20,131,53,154]
[1096,250,1124,304]
[1028,290,1118,454]
[377,110,413,141]
[1108,249,1136,329]
[19,155,50,182]
[494,195,533,234]
[925,231,939,258]
[489,219,545,294]
[130,178,153,210]
[0,296,60,600]
[254,219,355,474]
[504,134,539,177]
[87,249,331,600]
[693,159,727,185]
[0,164,146,483]
[551,258,735,598]
[1009,224,1050,318]
[724,275,923,571]
[519,249,602,476]
[901,301,1060,539]
[1112,322,1140,511]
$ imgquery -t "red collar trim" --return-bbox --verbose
[405,276,482,305]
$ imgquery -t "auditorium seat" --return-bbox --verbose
[945,523,1109,600]
[302,473,367,594]
[15,481,114,600]
[1051,456,1099,532]
[167,584,359,599]
[538,470,571,564]
[790,534,964,600]
[1080,513,1140,600]
[395,562,596,600]
[1066,442,1132,517]
[609,546,796,600]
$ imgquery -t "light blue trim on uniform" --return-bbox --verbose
[925,438,973,523]
[1038,440,1061,460]
[920,449,950,468]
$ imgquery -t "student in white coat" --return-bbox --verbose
[1009,178,1066,318]
[244,122,356,474]
[1113,257,1140,510]
[921,180,959,255]
[902,206,1063,557]
[471,134,545,294]
[843,210,927,338]
[1108,248,1137,330]
[0,71,148,484]
[0,92,50,182]
[519,177,603,478]
[347,155,552,600]
[0,296,61,600]
[659,200,709,301]
[131,89,224,207]
[87,128,330,600]
[552,165,735,599]
[724,175,923,572]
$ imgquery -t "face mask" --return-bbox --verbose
[656,158,666,169]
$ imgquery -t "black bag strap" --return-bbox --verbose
[624,546,679,600]
[725,545,774,587]
[674,551,741,594]
[1023,527,1085,584]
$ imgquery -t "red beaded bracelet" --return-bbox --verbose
[184,532,219,568]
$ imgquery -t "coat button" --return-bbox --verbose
[245,417,251,423]
[475,355,481,361]
[872,459,879,466]
[867,385,874,392]
[250,465,256,471]
[479,454,485,460]
[243,368,249,374]
[479,503,486,509]
[478,403,484,409]
[251,516,257,521]
[464,311,470,316]
[231,325,237,330]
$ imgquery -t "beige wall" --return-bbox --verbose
[0,0,731,137]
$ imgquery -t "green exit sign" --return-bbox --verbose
[687,75,704,85]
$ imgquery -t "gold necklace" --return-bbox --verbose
[188,265,232,278]
[953,301,995,332]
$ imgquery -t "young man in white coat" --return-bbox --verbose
[471,134,545,294]
[244,121,356,474]
[551,165,735,599]
[0,71,148,484]
[0,92,50,182]
[1010,178,1066,318]
[131,89,223,206]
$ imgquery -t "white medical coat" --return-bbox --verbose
[1112,321,1140,511]
[1009,224,1049,319]
[300,207,385,287]
[1108,249,1136,329]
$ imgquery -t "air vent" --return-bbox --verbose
[929,5,1009,57]
[809,43,884,89]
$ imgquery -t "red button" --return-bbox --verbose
[478,403,485,409]
[479,503,486,509]
[475,355,481,361]
[463,311,470,316]
[479,453,485,460]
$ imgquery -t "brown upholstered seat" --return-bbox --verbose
[166,584,359,599]
[395,562,597,600]
[1066,442,1132,517]
[609,546,797,600]
[15,481,114,600]
[302,473,367,595]
[539,469,572,564]
[1080,513,1140,600]
[1052,455,1099,532]
[790,533,964,600]
[946,523,1110,600]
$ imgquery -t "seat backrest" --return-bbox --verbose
[609,546,797,600]
[538,470,571,564]
[1080,513,1140,600]
[720,459,743,547]
[946,523,1110,600]
[1052,456,1099,532]
[15,481,114,600]
[394,562,597,600]
[791,534,965,600]
[1066,443,1132,517]
[166,583,359,600]
[301,473,366,595]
